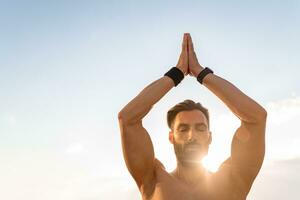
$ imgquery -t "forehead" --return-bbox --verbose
[174,110,208,127]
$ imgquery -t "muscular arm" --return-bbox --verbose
[203,73,266,193]
[187,34,266,193]
[118,76,174,191]
[118,34,189,193]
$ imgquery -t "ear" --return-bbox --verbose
[169,131,174,144]
[208,131,212,145]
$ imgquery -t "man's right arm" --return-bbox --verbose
[118,33,188,195]
[118,76,174,194]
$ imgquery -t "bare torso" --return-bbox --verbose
[142,159,247,200]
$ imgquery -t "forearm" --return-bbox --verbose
[202,73,267,123]
[118,76,174,124]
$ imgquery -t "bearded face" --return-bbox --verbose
[173,139,209,167]
[170,110,211,167]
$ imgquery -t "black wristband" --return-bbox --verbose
[164,67,184,86]
[197,67,214,84]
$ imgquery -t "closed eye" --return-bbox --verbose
[196,124,207,131]
[179,128,188,132]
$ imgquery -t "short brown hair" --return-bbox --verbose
[167,99,209,129]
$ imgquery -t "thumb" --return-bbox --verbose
[187,34,194,53]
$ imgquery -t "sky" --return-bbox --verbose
[0,0,299,199]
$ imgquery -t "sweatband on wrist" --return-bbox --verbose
[197,67,214,84]
[164,67,184,86]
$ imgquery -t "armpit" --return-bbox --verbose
[154,158,166,170]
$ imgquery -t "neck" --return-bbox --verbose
[173,162,208,185]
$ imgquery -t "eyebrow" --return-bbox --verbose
[177,122,207,129]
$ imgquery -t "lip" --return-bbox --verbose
[185,145,202,152]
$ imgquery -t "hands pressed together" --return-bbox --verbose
[176,33,204,77]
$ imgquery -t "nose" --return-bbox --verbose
[187,128,197,143]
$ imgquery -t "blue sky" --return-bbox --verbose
[0,0,299,199]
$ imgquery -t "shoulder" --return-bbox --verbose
[216,157,254,198]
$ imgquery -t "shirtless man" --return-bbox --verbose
[118,33,267,200]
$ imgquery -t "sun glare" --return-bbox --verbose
[202,156,220,173]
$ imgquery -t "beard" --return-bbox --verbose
[173,141,208,167]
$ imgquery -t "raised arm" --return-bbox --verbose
[118,34,189,194]
[187,34,267,192]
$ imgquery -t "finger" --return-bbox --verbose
[182,33,188,52]
[187,34,194,52]
[193,51,199,62]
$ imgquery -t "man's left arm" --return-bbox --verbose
[187,34,267,192]
[203,73,266,193]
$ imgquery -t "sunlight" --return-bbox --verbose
[202,156,220,173]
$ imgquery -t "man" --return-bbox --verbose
[118,33,267,200]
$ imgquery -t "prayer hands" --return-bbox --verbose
[176,33,204,77]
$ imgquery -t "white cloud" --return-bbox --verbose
[265,96,300,160]
[0,150,86,200]
[266,96,300,125]
[65,143,86,154]
[249,158,300,200]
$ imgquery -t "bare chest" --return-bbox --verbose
[149,181,212,200]
[144,170,244,200]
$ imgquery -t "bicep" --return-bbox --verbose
[119,120,156,188]
[230,120,266,187]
